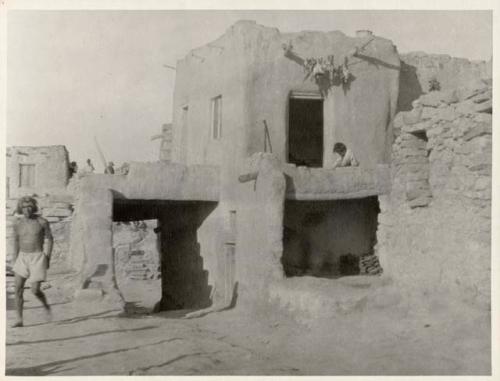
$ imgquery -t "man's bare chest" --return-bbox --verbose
[17,219,44,238]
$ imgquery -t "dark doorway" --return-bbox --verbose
[112,199,217,312]
[282,197,380,278]
[288,97,324,167]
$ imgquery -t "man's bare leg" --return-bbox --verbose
[31,281,51,317]
[13,274,26,327]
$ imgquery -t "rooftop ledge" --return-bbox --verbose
[283,164,390,200]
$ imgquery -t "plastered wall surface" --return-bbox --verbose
[173,21,400,173]
[7,145,70,198]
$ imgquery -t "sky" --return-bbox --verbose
[5,9,493,169]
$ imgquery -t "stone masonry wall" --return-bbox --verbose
[113,221,161,282]
[400,52,491,92]
[398,52,491,112]
[377,80,492,309]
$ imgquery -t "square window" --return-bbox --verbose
[19,164,35,187]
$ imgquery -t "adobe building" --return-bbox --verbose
[6,145,70,199]
[70,21,491,317]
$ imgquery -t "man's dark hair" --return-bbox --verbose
[16,196,39,214]
[333,142,347,155]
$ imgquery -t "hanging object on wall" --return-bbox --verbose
[282,41,355,95]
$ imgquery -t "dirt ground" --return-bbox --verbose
[5,265,491,376]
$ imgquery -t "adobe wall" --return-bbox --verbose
[173,21,400,173]
[377,81,492,310]
[6,145,70,198]
[247,26,400,168]
[69,162,220,308]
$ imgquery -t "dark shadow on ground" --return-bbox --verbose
[6,337,184,376]
[6,325,158,346]
[130,350,223,375]
[24,300,73,310]
[154,309,195,319]
[21,309,121,327]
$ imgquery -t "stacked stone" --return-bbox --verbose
[125,250,161,280]
[113,221,161,282]
[399,52,491,92]
[359,254,383,275]
[376,80,492,308]
[394,129,432,208]
[392,80,492,211]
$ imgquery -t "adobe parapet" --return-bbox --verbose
[283,164,390,200]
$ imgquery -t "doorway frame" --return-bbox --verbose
[287,90,325,168]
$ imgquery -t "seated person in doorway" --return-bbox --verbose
[331,142,359,168]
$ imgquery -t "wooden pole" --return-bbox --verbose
[94,136,108,170]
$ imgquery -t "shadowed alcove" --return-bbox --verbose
[282,197,380,278]
[113,199,218,311]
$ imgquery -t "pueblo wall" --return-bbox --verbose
[6,145,70,198]
[247,25,400,169]
[377,81,492,310]
[171,24,400,309]
[173,21,400,172]
[171,20,400,227]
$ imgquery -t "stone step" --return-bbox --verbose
[127,263,149,270]
[125,269,151,275]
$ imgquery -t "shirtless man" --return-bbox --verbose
[12,196,53,327]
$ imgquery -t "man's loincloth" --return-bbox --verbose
[13,251,48,281]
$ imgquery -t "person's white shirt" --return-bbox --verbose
[332,148,359,168]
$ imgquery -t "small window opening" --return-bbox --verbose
[211,95,222,140]
[411,131,431,157]
[180,105,189,163]
[19,164,35,187]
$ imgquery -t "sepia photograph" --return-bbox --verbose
[2,1,496,377]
